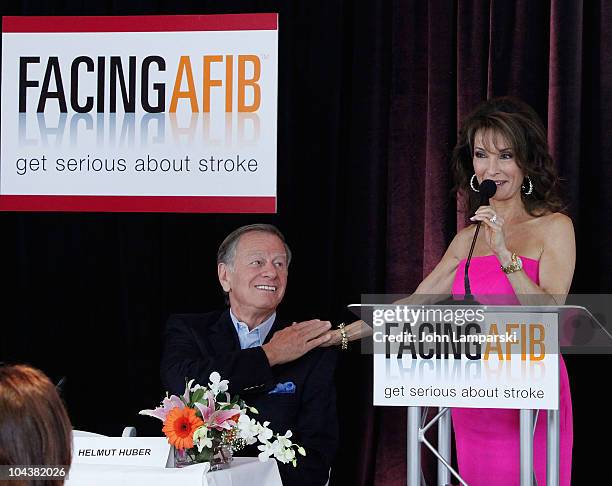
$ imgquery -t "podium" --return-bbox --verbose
[406,403,557,486]
[351,301,612,486]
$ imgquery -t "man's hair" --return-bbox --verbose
[0,364,72,484]
[217,224,292,270]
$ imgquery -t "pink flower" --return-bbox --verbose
[139,394,184,422]
[194,391,242,431]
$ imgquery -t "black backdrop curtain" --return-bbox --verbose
[1,1,611,484]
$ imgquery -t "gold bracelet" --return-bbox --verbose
[501,252,523,274]
[338,323,348,350]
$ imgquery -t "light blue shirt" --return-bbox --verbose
[229,309,276,350]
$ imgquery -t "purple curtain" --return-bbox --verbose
[337,2,612,484]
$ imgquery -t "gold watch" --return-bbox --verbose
[501,252,523,274]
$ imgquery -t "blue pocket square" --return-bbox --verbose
[268,381,296,394]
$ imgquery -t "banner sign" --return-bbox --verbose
[0,14,278,213]
[371,306,560,410]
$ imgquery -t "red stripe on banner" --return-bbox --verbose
[2,14,278,33]
[0,195,276,213]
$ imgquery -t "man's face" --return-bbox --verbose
[218,231,288,318]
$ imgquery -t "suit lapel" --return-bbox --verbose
[207,309,241,352]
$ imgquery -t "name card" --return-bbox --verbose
[73,437,171,467]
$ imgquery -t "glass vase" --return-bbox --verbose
[174,447,197,468]
[210,444,233,470]
[174,443,233,470]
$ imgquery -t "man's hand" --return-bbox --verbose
[262,319,332,366]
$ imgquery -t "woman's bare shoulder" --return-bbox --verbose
[533,212,574,235]
[530,212,575,260]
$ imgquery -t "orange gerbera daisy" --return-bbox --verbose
[162,407,204,450]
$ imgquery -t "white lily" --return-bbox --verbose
[208,372,229,395]
[257,440,274,461]
[274,443,296,464]
[256,423,274,443]
[193,426,213,453]
[237,415,261,445]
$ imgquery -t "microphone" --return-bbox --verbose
[56,376,67,396]
[464,179,497,300]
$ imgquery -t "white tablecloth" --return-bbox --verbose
[66,457,283,486]
[206,458,283,486]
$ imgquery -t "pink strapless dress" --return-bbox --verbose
[451,255,573,486]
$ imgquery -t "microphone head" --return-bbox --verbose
[479,179,497,204]
[56,376,67,395]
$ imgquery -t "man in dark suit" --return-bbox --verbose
[161,224,338,486]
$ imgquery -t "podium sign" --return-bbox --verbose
[355,302,609,486]
[372,308,559,410]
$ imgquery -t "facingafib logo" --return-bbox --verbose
[18,55,262,114]
[372,306,547,361]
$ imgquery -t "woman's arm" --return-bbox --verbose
[322,232,467,346]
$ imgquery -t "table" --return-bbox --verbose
[66,457,283,486]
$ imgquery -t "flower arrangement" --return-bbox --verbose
[140,372,305,468]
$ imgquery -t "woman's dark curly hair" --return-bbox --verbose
[451,96,564,217]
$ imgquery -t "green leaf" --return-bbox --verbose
[191,388,205,404]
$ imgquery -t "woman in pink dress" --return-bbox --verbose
[325,97,574,485]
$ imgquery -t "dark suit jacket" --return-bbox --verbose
[160,310,338,486]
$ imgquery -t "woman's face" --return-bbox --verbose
[472,128,524,202]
